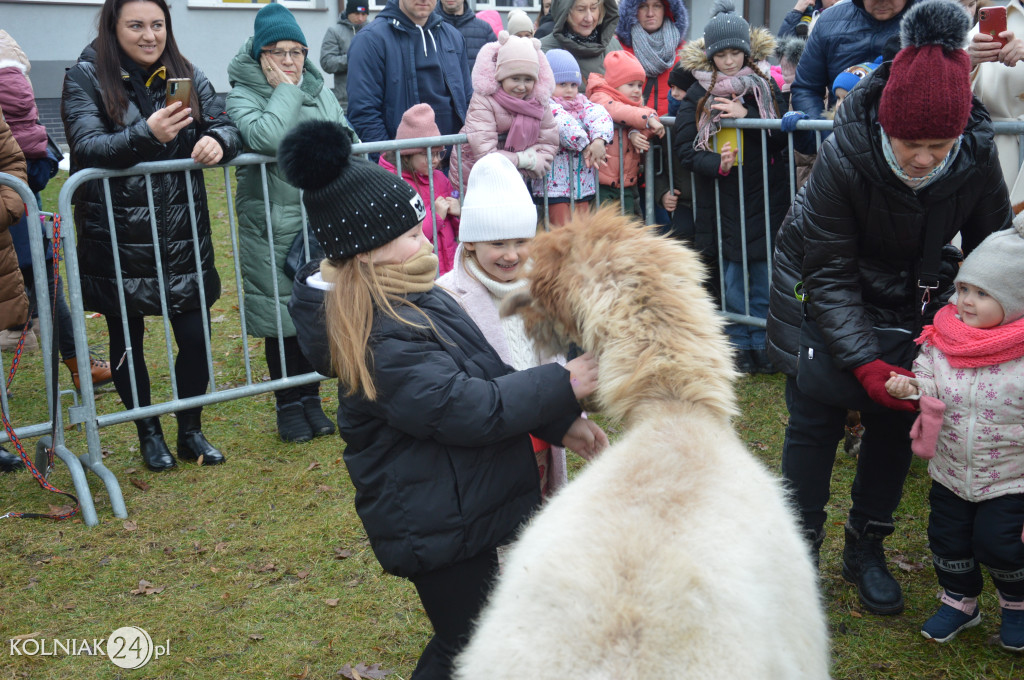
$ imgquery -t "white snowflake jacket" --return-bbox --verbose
[914,343,1024,502]
[532,97,613,201]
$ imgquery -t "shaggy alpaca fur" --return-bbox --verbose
[454,208,830,679]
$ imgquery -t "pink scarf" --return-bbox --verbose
[555,93,589,119]
[692,64,777,152]
[917,303,1024,368]
[491,88,545,152]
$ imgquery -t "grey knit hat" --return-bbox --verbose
[954,214,1024,325]
[278,121,427,261]
[703,0,751,59]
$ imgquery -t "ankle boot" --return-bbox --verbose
[842,521,904,614]
[176,411,225,465]
[999,591,1024,651]
[136,417,176,472]
[63,356,113,390]
[277,402,313,443]
[301,396,336,437]
[802,526,826,571]
[0,446,24,472]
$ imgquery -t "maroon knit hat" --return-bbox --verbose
[878,0,972,140]
[395,103,441,155]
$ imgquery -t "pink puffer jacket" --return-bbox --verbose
[457,33,559,185]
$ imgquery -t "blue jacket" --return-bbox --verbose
[436,3,496,70]
[790,0,913,119]
[347,0,473,144]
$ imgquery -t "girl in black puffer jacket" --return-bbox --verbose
[61,0,241,471]
[281,120,606,680]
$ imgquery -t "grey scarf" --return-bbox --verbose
[630,20,680,77]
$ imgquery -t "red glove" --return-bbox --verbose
[851,359,917,412]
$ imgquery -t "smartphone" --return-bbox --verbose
[166,77,193,109]
[979,6,1008,47]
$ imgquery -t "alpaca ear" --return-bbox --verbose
[499,288,533,318]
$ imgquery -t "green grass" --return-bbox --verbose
[0,171,1022,678]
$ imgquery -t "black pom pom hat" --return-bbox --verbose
[277,120,428,261]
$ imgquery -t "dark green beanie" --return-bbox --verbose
[251,3,307,61]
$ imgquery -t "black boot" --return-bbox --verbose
[276,402,313,443]
[301,396,336,437]
[842,521,904,614]
[802,526,826,571]
[176,411,225,466]
[137,417,176,472]
[0,446,24,472]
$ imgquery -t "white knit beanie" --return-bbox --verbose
[953,213,1024,324]
[459,154,538,242]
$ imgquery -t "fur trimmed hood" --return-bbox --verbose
[679,26,776,72]
[615,0,690,48]
[472,31,555,104]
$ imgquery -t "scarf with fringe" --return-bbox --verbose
[692,65,776,153]
[630,21,680,77]
[376,242,438,295]
[491,88,545,152]
[916,303,1024,368]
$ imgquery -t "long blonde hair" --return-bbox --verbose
[320,257,435,401]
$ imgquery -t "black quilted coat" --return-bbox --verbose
[289,261,582,578]
[766,62,1012,377]
[61,44,242,317]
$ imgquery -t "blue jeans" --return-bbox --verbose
[723,259,769,350]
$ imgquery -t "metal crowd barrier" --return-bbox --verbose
[18,118,1024,525]
[0,171,116,526]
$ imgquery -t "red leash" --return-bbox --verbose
[2,213,80,521]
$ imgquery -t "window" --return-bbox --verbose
[186,0,324,9]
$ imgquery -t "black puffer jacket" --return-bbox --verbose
[436,3,496,70]
[766,62,1012,377]
[289,261,581,578]
[61,44,242,317]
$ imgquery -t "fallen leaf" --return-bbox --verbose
[130,579,166,596]
[324,598,340,607]
[48,504,73,516]
[124,467,138,474]
[210,314,227,323]
[129,477,150,491]
[123,520,138,531]
[98,556,112,566]
[338,663,395,679]
[33,556,52,565]
[316,484,334,493]
[194,542,208,554]
[306,461,322,472]
[10,632,40,641]
[289,666,310,679]
[849,610,863,618]
[163,546,174,557]
[196,454,205,466]
[894,558,925,572]
[214,542,229,553]
[249,634,264,641]
[750,441,769,451]
[334,548,353,560]
[256,562,276,574]
[63,603,76,611]
[296,569,310,580]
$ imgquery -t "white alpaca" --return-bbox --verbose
[454,210,830,679]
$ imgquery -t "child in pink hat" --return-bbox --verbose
[380,104,461,275]
[457,31,559,185]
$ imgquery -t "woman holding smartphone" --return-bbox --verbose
[61,0,241,471]
[969,0,1024,204]
[226,3,359,444]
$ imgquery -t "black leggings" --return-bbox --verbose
[264,335,318,405]
[106,309,209,418]
[408,549,500,679]
[21,260,77,360]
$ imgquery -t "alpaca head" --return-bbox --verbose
[503,206,740,424]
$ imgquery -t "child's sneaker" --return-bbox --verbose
[999,592,1024,652]
[921,590,981,643]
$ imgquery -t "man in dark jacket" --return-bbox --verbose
[347,0,473,144]
[437,0,496,69]
[767,0,1011,619]
[790,0,913,150]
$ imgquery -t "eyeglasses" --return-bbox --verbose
[262,48,309,60]
[426,149,448,161]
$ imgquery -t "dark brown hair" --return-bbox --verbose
[94,0,198,125]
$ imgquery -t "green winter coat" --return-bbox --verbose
[226,38,359,338]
